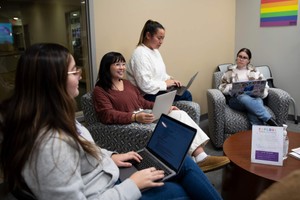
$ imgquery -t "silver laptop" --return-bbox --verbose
[119,114,197,182]
[167,72,198,96]
[230,80,267,97]
[139,90,176,120]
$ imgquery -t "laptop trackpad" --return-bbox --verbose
[119,167,137,182]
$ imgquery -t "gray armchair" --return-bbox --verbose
[207,71,292,148]
[81,92,200,153]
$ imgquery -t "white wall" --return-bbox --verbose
[235,0,300,118]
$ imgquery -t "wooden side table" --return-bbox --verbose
[221,130,300,200]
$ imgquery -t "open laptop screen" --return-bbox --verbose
[147,114,196,171]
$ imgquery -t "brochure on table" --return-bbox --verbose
[251,125,284,166]
[289,147,300,160]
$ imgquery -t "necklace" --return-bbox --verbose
[112,79,123,91]
[112,83,120,91]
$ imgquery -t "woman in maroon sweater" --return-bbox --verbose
[93,52,229,172]
[94,78,155,124]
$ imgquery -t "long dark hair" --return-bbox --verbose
[137,19,165,46]
[0,43,99,192]
[95,52,126,91]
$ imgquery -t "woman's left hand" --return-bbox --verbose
[111,151,142,167]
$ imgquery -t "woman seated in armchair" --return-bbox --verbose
[219,48,279,126]
[93,51,229,172]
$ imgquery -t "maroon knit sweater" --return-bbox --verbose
[93,80,154,124]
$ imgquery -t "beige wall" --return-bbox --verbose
[93,0,236,114]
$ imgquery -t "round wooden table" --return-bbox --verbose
[221,130,300,200]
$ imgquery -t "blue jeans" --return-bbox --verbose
[141,156,222,200]
[144,90,192,102]
[228,94,271,125]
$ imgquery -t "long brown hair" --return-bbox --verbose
[0,43,99,192]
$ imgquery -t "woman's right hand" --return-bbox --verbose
[130,167,165,190]
[165,79,181,88]
[135,112,155,124]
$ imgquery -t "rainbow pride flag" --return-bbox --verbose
[260,0,299,27]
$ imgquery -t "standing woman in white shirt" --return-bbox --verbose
[127,19,192,102]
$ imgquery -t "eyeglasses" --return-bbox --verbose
[68,68,82,76]
[114,62,126,67]
[237,55,249,60]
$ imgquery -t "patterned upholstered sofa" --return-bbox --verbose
[207,71,292,148]
[81,92,200,153]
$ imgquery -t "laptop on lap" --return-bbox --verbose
[230,80,267,97]
[119,114,197,182]
[167,72,198,96]
[151,90,176,120]
[137,90,176,121]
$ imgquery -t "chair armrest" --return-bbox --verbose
[207,89,226,148]
[266,88,291,125]
[173,101,200,125]
[86,122,156,153]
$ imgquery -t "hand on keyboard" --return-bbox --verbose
[129,167,165,190]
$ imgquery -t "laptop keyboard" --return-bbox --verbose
[134,151,172,176]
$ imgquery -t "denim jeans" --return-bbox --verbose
[144,90,192,102]
[140,156,222,200]
[228,94,271,125]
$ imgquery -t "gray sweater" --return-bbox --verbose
[22,123,141,199]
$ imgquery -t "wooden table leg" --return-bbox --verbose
[221,162,275,200]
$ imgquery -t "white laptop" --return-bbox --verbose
[167,72,198,96]
[119,114,197,182]
[230,80,267,97]
[138,90,176,120]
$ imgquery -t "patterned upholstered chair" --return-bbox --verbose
[207,71,292,148]
[81,92,200,153]
[256,65,298,124]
